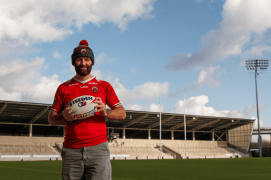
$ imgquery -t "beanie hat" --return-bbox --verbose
[71,40,94,66]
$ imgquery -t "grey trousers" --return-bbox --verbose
[61,141,111,180]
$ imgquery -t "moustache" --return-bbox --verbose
[78,65,88,68]
[75,64,92,76]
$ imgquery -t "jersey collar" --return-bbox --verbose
[73,76,96,84]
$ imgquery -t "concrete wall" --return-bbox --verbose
[228,122,254,152]
[0,136,64,145]
[117,139,227,147]
[0,136,228,147]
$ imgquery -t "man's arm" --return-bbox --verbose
[106,105,126,120]
[48,108,77,126]
[48,110,67,126]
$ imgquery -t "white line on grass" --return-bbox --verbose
[0,165,61,174]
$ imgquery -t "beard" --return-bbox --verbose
[74,64,92,76]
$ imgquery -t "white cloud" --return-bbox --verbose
[61,64,76,77]
[240,45,271,65]
[252,116,271,129]
[168,95,256,118]
[165,0,271,71]
[108,58,117,63]
[105,71,112,82]
[96,53,107,66]
[0,88,21,101]
[168,66,224,98]
[0,0,156,47]
[197,66,221,88]
[125,94,268,120]
[129,103,163,112]
[24,75,61,103]
[132,82,169,100]
[0,57,112,104]
[95,53,117,66]
[0,57,44,92]
[0,56,62,104]
[0,58,42,77]
[91,69,103,80]
[0,0,156,103]
[243,104,268,114]
[53,51,62,59]
[112,78,170,105]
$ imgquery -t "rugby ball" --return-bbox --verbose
[66,95,97,120]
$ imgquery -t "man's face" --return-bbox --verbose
[74,57,93,76]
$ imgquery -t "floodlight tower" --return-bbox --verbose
[246,58,269,157]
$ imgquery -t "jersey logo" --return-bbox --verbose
[91,86,98,93]
[69,83,79,87]
[80,86,88,88]
[88,82,98,85]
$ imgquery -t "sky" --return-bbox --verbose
[1,0,271,141]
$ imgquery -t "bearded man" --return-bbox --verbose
[48,40,126,180]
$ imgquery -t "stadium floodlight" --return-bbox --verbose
[246,58,269,157]
[184,95,186,157]
[159,92,162,159]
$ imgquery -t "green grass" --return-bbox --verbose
[0,158,270,180]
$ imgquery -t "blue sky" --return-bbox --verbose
[1,0,271,140]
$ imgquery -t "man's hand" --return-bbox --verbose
[63,107,78,122]
[48,108,77,126]
[94,97,108,117]
[94,97,126,120]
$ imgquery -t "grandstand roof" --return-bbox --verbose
[0,100,255,135]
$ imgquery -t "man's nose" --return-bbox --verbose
[81,59,87,66]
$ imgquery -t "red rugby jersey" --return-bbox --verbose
[51,76,121,149]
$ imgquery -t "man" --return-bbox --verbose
[48,39,126,180]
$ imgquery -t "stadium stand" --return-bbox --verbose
[108,143,174,160]
[0,100,255,161]
[0,136,62,161]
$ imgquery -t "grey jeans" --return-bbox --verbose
[61,141,111,180]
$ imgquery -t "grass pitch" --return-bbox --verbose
[0,158,270,180]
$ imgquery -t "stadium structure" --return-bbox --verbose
[0,100,255,161]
